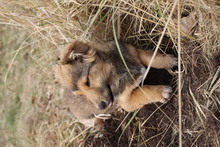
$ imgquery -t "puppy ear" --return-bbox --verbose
[59,40,96,64]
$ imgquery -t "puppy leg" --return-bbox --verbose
[94,118,105,130]
[119,85,172,112]
[137,49,177,69]
[80,118,105,130]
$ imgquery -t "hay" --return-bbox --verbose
[0,0,219,146]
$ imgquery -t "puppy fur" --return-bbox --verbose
[54,40,176,129]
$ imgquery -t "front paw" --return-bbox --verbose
[160,86,173,102]
[165,55,177,69]
[94,118,105,131]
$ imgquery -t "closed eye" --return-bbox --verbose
[85,77,90,87]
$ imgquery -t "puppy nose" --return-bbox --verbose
[98,101,107,110]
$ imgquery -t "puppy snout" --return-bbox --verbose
[98,101,107,110]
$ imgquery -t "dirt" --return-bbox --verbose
[85,102,179,147]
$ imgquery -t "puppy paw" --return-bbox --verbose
[94,119,105,131]
[161,86,172,102]
[165,55,177,69]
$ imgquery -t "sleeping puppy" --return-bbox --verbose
[54,40,176,129]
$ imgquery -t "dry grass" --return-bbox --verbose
[0,0,219,146]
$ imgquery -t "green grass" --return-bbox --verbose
[5,96,21,131]
[5,96,21,146]
[0,26,27,147]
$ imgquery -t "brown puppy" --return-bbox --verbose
[54,40,176,129]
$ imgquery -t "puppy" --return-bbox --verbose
[54,40,176,129]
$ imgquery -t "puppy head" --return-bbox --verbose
[54,40,114,110]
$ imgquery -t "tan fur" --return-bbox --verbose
[118,85,170,112]
[54,40,176,129]
[137,49,177,68]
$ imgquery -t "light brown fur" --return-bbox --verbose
[54,40,176,129]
